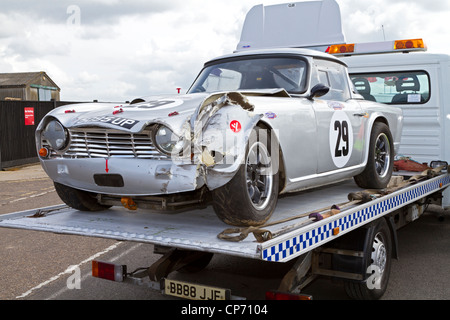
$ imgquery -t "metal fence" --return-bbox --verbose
[0,101,77,169]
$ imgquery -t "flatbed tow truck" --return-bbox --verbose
[0,165,448,300]
[2,1,450,300]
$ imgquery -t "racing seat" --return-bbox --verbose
[352,78,376,101]
[240,70,278,90]
[391,75,424,103]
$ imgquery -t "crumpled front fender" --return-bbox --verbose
[191,92,263,190]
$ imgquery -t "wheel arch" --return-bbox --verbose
[255,120,287,194]
[373,115,388,126]
[361,115,391,167]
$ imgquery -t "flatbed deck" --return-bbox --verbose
[1,174,449,263]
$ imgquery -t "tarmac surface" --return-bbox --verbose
[0,164,60,215]
[0,163,49,181]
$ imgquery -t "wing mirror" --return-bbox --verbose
[308,83,330,100]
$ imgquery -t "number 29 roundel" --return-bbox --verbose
[329,111,353,168]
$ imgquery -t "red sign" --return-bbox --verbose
[24,107,35,125]
[230,120,241,133]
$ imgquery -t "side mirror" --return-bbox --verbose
[308,83,330,100]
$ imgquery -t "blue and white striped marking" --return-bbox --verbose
[262,175,450,262]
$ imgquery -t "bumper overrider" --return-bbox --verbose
[36,92,263,208]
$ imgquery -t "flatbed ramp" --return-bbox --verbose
[1,174,449,263]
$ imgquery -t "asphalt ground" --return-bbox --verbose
[0,164,449,301]
[0,164,118,300]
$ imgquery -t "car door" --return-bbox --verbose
[260,96,318,182]
[313,60,365,173]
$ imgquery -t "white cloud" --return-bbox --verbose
[78,71,100,83]
[338,0,450,51]
[0,0,449,102]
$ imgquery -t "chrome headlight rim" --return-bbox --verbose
[42,119,69,151]
[152,124,183,156]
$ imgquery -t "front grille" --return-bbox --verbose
[43,128,168,160]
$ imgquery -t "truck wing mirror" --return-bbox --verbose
[308,83,330,100]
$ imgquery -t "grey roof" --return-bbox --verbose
[0,72,60,89]
[206,47,347,67]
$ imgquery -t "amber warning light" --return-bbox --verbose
[327,38,427,56]
[394,39,425,50]
[327,43,354,55]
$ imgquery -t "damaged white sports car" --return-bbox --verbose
[36,48,402,226]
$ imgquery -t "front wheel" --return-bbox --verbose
[354,122,394,189]
[54,182,111,211]
[212,127,279,226]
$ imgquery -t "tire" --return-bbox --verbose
[211,127,279,226]
[344,219,392,300]
[354,122,394,189]
[54,182,111,211]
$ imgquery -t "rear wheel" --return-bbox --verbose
[212,127,279,226]
[54,182,111,211]
[354,122,394,189]
[344,219,392,300]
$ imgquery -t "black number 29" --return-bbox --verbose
[334,120,349,157]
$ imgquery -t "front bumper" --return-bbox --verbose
[40,158,205,196]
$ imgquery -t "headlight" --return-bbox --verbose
[153,125,183,155]
[42,120,68,150]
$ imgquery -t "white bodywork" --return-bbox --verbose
[341,52,450,207]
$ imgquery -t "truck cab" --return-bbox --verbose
[328,41,450,208]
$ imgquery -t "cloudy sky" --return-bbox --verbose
[0,0,448,102]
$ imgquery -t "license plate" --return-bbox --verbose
[163,278,230,300]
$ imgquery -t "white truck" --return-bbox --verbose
[0,0,449,300]
[336,41,450,209]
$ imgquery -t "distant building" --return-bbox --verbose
[0,71,60,101]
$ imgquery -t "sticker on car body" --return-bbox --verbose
[265,112,277,119]
[329,111,353,168]
[125,99,184,110]
[328,101,345,110]
[230,120,242,133]
[74,115,139,129]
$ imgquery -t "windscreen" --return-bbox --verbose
[188,57,308,94]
